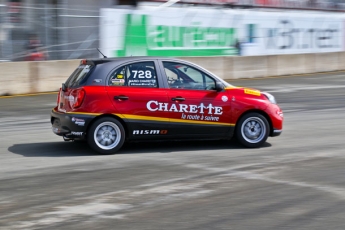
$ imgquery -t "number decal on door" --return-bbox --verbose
[132,70,152,79]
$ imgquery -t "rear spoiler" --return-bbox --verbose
[80,59,114,66]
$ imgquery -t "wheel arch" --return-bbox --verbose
[235,109,273,136]
[86,114,129,139]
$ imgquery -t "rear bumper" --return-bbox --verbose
[50,108,95,139]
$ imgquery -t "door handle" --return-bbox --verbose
[172,97,185,102]
[114,95,129,100]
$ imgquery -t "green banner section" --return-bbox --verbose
[115,14,237,57]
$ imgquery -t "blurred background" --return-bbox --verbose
[2,2,345,229]
[1,0,345,62]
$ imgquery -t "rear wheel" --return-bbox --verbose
[236,113,269,148]
[87,117,125,154]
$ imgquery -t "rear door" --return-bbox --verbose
[160,61,233,137]
[106,60,170,139]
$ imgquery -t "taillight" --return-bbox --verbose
[72,88,85,108]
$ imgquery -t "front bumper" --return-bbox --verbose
[265,104,284,137]
[51,108,95,139]
[272,129,283,137]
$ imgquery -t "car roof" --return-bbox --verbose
[81,56,232,87]
[84,56,184,65]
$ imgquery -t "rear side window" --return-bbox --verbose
[108,61,158,88]
[65,65,93,88]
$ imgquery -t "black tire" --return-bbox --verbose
[87,117,125,154]
[235,112,270,148]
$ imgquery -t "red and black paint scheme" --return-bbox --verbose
[51,57,283,154]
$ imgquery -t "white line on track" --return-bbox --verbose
[168,167,345,203]
[0,116,50,132]
[264,84,345,93]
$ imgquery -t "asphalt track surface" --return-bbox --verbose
[1,72,345,230]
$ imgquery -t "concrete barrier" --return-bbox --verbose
[276,54,306,76]
[0,52,344,95]
[304,53,316,74]
[314,52,339,73]
[180,56,225,79]
[37,60,80,93]
[0,62,31,95]
[183,52,344,80]
[232,56,268,79]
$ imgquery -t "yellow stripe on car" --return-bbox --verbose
[244,88,261,96]
[54,110,235,126]
[123,114,234,126]
[66,111,102,116]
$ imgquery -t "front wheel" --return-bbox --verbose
[87,117,125,154]
[236,113,270,148]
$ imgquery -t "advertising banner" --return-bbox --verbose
[100,7,344,57]
[238,11,344,55]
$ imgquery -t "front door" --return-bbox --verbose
[161,61,233,138]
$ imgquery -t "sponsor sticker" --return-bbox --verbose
[117,74,124,79]
[146,100,223,122]
[244,89,261,96]
[128,79,156,87]
[221,95,228,102]
[111,78,125,86]
[71,117,85,126]
[133,130,168,135]
[147,100,223,115]
[112,79,125,83]
[71,131,83,136]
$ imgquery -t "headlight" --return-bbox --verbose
[262,92,277,104]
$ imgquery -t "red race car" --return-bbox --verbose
[51,57,283,154]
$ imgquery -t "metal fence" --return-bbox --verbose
[0,1,101,61]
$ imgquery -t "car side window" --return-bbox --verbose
[109,61,158,88]
[163,62,216,90]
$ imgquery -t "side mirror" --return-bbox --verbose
[215,82,224,92]
[62,83,67,92]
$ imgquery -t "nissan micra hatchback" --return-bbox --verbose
[51,57,283,154]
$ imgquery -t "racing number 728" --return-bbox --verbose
[132,70,152,79]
